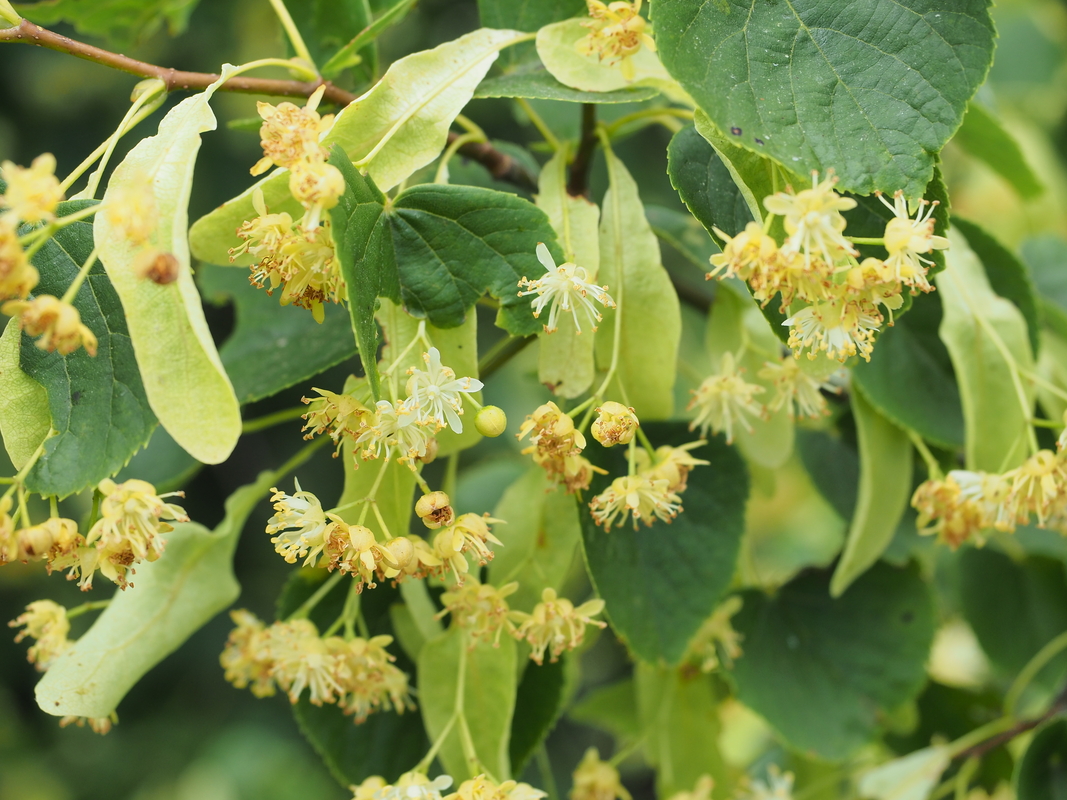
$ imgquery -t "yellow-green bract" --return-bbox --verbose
[0,318,50,469]
[188,27,527,267]
[95,68,241,465]
[535,148,601,398]
[535,18,671,94]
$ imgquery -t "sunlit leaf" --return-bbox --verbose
[954,102,1043,200]
[0,318,50,470]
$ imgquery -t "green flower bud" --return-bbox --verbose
[475,405,508,437]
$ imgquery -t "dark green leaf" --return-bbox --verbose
[320,0,417,78]
[474,70,659,103]
[852,292,965,449]
[198,263,357,404]
[797,428,860,522]
[579,422,748,664]
[509,658,566,775]
[954,102,1044,200]
[116,425,201,493]
[16,0,199,44]
[283,0,372,69]
[653,0,996,197]
[730,562,935,760]
[328,153,564,390]
[953,217,1041,354]
[644,204,719,272]
[1016,720,1067,800]
[477,0,584,30]
[1021,235,1067,340]
[959,550,1067,690]
[277,569,428,786]
[20,202,156,497]
[567,679,641,741]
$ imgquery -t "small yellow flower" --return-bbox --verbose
[878,191,948,288]
[16,516,81,563]
[327,523,400,590]
[353,777,389,800]
[591,401,639,447]
[1,153,64,224]
[763,171,857,267]
[570,748,631,800]
[0,498,15,564]
[301,387,369,450]
[667,777,714,800]
[518,243,615,334]
[59,713,117,735]
[633,441,708,494]
[1004,450,1067,527]
[758,357,840,419]
[332,634,413,721]
[688,352,765,442]
[355,399,435,468]
[406,347,483,434]
[266,482,341,567]
[446,775,546,800]
[289,160,345,229]
[220,609,277,698]
[103,173,158,246]
[707,221,778,283]
[0,215,38,300]
[376,773,454,800]
[267,618,347,706]
[575,1,656,82]
[912,474,992,549]
[509,587,606,664]
[518,401,599,491]
[251,85,334,177]
[416,491,455,530]
[10,599,71,671]
[439,578,518,646]
[2,294,98,356]
[743,766,795,800]
[783,297,881,363]
[589,474,682,530]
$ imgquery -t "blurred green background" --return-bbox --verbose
[0,0,1065,797]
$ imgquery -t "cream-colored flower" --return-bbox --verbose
[355,399,434,468]
[763,172,857,266]
[783,298,881,362]
[634,442,708,494]
[15,516,81,563]
[878,191,948,289]
[0,214,38,300]
[570,748,631,800]
[251,85,333,176]
[707,222,777,283]
[575,0,656,82]
[301,387,369,451]
[406,347,483,434]
[1,153,64,224]
[103,173,158,245]
[591,401,639,447]
[332,634,413,721]
[59,713,117,735]
[688,352,765,442]
[220,609,277,698]
[518,243,615,334]
[377,773,454,800]
[289,160,345,229]
[10,599,71,670]
[743,766,794,800]
[589,473,682,530]
[266,482,341,567]
[0,498,16,564]
[71,478,187,590]
[666,777,714,800]
[2,294,98,356]
[510,587,606,664]
[759,356,838,418]
[268,618,347,706]
[353,777,390,800]
[415,491,456,530]
[327,523,401,590]
[447,775,546,800]
[912,474,992,549]
[439,578,518,645]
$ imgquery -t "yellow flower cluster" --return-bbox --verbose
[221,609,412,721]
[446,775,546,800]
[570,749,631,800]
[590,401,639,447]
[708,174,948,362]
[232,87,346,319]
[9,599,71,671]
[510,587,607,665]
[438,578,518,646]
[589,442,708,530]
[266,485,503,588]
[575,0,656,81]
[517,401,606,493]
[912,445,1067,548]
[1,478,186,591]
[0,154,98,357]
[666,777,714,800]
[353,773,455,800]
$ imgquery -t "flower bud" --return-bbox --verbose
[417,437,438,464]
[415,491,454,529]
[474,405,507,437]
[591,401,639,447]
[384,536,414,570]
[133,250,180,284]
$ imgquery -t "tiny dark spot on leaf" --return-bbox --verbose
[755,138,764,145]
[730,126,742,135]
[71,391,82,405]
[902,610,914,623]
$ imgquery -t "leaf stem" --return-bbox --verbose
[1005,629,1067,717]
[242,405,307,434]
[267,0,318,72]
[435,131,483,184]
[287,571,344,621]
[66,599,111,619]
[907,430,942,479]
[416,711,458,773]
[516,97,561,152]
[60,246,99,305]
[79,80,167,199]
[601,106,693,138]
[478,334,534,380]
[846,237,885,245]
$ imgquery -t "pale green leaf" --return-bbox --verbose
[417,627,518,781]
[189,28,530,264]
[954,102,1043,200]
[95,73,241,465]
[488,468,581,613]
[0,318,50,470]
[858,746,951,800]
[1036,330,1067,422]
[35,470,275,718]
[536,18,672,94]
[705,282,793,469]
[568,678,641,741]
[830,386,913,597]
[935,227,1034,473]
[636,664,730,798]
[474,70,660,103]
[595,148,680,419]
[536,148,601,399]
[654,0,996,197]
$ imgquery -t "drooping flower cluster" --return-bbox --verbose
[589,441,707,530]
[759,356,843,419]
[688,353,765,443]
[221,609,413,721]
[446,775,546,800]
[0,154,99,357]
[570,748,631,800]
[353,773,455,800]
[301,347,481,470]
[10,599,71,671]
[2,479,186,591]
[231,87,346,319]
[517,401,606,493]
[911,444,1067,548]
[518,243,616,334]
[438,578,518,646]
[666,777,714,800]
[707,173,948,362]
[575,0,656,81]
[509,587,606,665]
[265,485,503,589]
